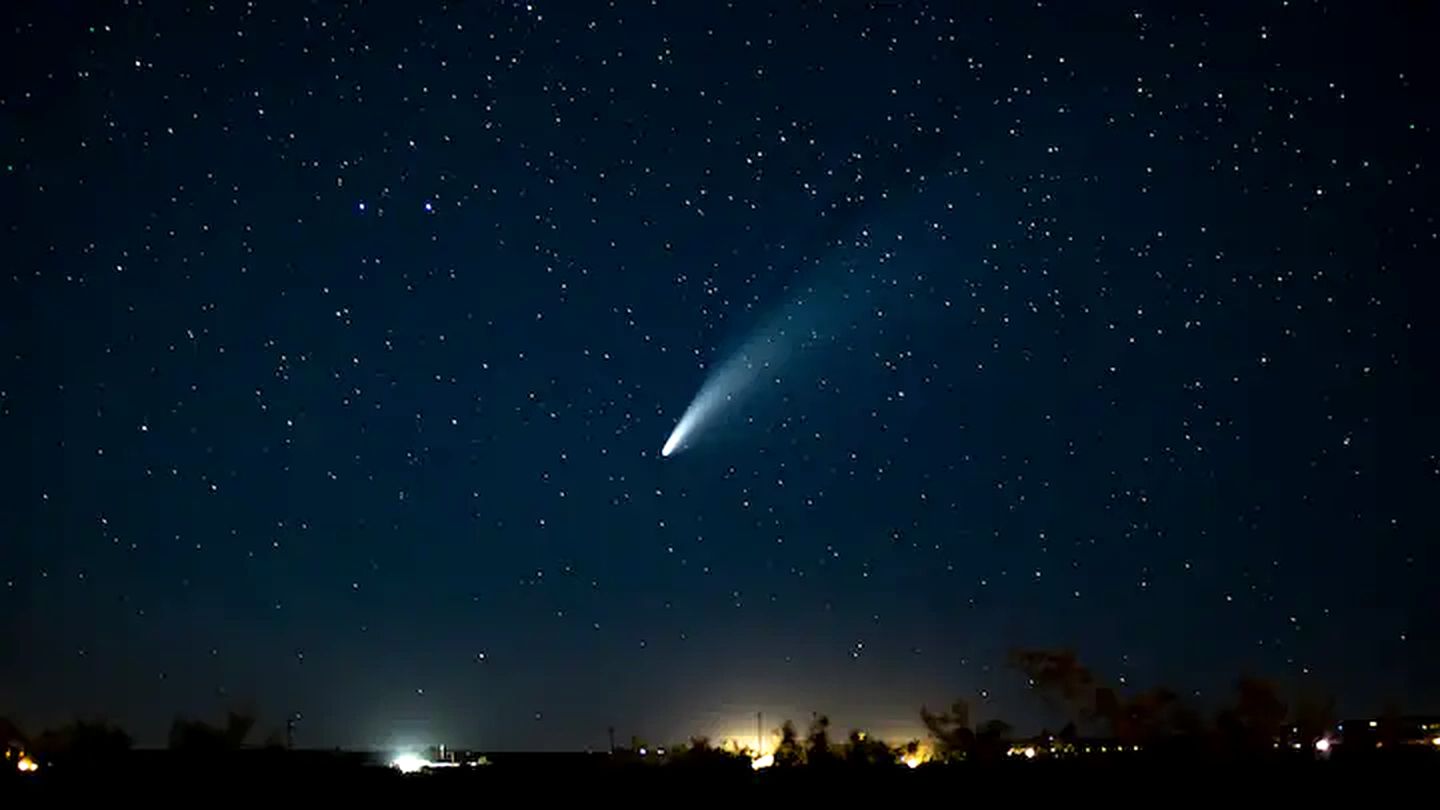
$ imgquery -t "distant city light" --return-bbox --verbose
[16,754,38,773]
[1432,736,1440,747]
[750,752,774,770]
[391,753,427,774]
[1023,746,1037,759]
[903,754,922,769]
[1314,737,1332,753]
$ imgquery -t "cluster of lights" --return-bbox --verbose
[389,751,481,773]
[1325,719,1440,752]
[6,747,39,774]
[1006,741,1144,758]
[741,741,931,770]
[388,721,1440,778]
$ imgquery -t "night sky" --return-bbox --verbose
[3,1,1437,751]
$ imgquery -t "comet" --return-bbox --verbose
[660,325,793,457]
[660,278,845,458]
[660,124,954,458]
[659,393,705,457]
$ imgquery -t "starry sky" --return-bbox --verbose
[2,1,1436,751]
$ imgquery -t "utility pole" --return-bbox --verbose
[757,711,763,753]
[607,726,616,754]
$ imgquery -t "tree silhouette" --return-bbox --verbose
[1215,677,1287,755]
[774,720,805,767]
[1013,647,1200,747]
[974,718,1013,761]
[668,736,748,771]
[32,718,132,764]
[1011,648,1103,723]
[920,699,976,760]
[805,714,836,766]
[843,729,898,767]
[169,710,257,752]
[1100,686,1190,744]
[1290,692,1336,746]
[977,718,1012,737]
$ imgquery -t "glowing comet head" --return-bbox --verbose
[659,383,725,455]
[660,409,698,457]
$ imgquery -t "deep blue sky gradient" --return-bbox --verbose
[2,1,1436,750]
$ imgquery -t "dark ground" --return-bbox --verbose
[5,750,1437,799]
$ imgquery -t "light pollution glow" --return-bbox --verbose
[708,721,931,762]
